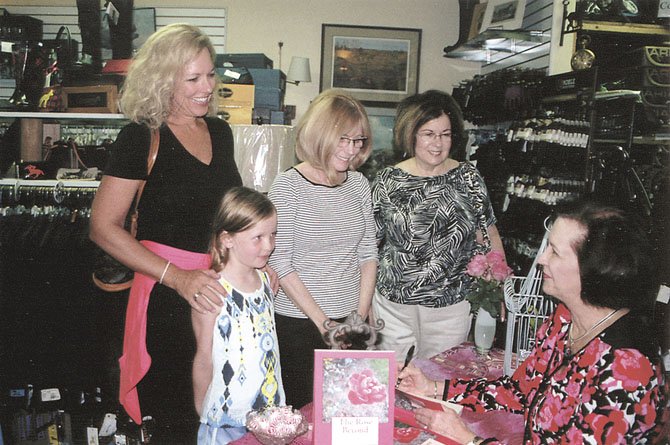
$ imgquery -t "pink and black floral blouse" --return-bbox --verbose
[446,304,667,444]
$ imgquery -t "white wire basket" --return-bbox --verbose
[503,275,555,376]
[503,223,556,376]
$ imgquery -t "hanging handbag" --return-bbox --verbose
[92,128,160,292]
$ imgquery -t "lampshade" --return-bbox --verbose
[287,56,311,85]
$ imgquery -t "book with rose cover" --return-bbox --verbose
[313,349,396,445]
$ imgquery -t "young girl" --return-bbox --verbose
[192,186,285,444]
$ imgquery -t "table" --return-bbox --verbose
[233,343,524,445]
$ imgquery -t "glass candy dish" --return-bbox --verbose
[246,406,309,445]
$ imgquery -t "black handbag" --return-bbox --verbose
[92,128,159,292]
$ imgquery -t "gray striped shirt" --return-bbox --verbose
[268,168,378,319]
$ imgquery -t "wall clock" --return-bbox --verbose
[571,35,596,71]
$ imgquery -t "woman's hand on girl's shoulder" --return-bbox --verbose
[167,267,226,314]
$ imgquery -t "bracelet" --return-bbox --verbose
[433,380,438,399]
[159,261,171,285]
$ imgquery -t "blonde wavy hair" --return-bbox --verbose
[295,89,372,185]
[118,23,218,128]
[209,186,276,273]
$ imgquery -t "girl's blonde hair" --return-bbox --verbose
[295,89,372,185]
[119,23,218,128]
[209,186,276,272]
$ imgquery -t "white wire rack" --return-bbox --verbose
[503,227,556,376]
[503,276,556,375]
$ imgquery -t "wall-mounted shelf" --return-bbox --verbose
[0,111,126,121]
[580,20,669,35]
[443,29,551,64]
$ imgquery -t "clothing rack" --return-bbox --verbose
[0,178,99,209]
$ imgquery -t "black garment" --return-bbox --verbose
[275,314,347,409]
[105,118,242,443]
[105,118,242,253]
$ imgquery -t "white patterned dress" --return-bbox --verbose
[198,271,285,444]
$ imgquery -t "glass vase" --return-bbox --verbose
[474,307,496,355]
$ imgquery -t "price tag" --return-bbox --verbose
[41,388,61,402]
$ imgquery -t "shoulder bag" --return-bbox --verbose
[92,128,160,292]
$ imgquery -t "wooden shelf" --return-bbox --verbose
[0,111,126,121]
[580,20,669,36]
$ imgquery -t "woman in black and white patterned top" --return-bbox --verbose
[372,90,506,360]
[268,89,378,409]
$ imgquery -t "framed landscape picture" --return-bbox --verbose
[313,349,396,445]
[320,24,421,107]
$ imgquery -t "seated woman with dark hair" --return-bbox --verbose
[397,200,667,444]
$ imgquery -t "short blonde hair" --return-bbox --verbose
[295,89,372,185]
[119,23,218,128]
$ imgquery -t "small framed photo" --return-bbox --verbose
[313,349,396,445]
[481,0,526,31]
[320,24,421,107]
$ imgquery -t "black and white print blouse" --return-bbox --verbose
[372,162,496,308]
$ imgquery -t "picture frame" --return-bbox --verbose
[320,24,421,107]
[468,3,489,40]
[481,0,526,31]
[313,349,396,445]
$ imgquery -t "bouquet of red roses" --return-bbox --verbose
[465,250,513,319]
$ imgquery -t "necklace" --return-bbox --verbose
[568,308,619,351]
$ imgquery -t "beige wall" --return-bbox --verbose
[1,0,480,120]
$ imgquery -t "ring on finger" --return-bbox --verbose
[194,292,201,301]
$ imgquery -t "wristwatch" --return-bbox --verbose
[465,436,484,445]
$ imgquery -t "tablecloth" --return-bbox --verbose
[232,343,525,444]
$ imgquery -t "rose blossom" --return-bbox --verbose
[348,369,387,405]
[466,254,488,277]
[485,250,506,265]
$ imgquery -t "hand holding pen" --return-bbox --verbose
[396,344,415,387]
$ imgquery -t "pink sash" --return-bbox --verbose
[118,240,211,424]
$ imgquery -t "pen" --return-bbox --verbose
[397,345,415,386]
[401,345,415,372]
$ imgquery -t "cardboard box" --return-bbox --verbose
[254,87,284,110]
[218,106,253,124]
[217,53,273,69]
[271,110,287,125]
[216,83,255,108]
[248,69,286,90]
[62,85,118,113]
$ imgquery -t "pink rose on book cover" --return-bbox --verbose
[348,368,387,405]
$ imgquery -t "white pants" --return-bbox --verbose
[372,290,472,360]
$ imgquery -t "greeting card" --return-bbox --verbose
[313,349,396,445]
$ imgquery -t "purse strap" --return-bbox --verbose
[465,166,491,252]
[129,128,160,233]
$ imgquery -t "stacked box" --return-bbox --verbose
[216,83,254,124]
[217,53,273,69]
[249,69,286,111]
[248,69,287,90]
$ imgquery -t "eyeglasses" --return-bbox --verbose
[417,131,452,143]
[339,136,368,148]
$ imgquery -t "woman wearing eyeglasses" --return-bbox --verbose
[268,89,378,408]
[371,90,506,360]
